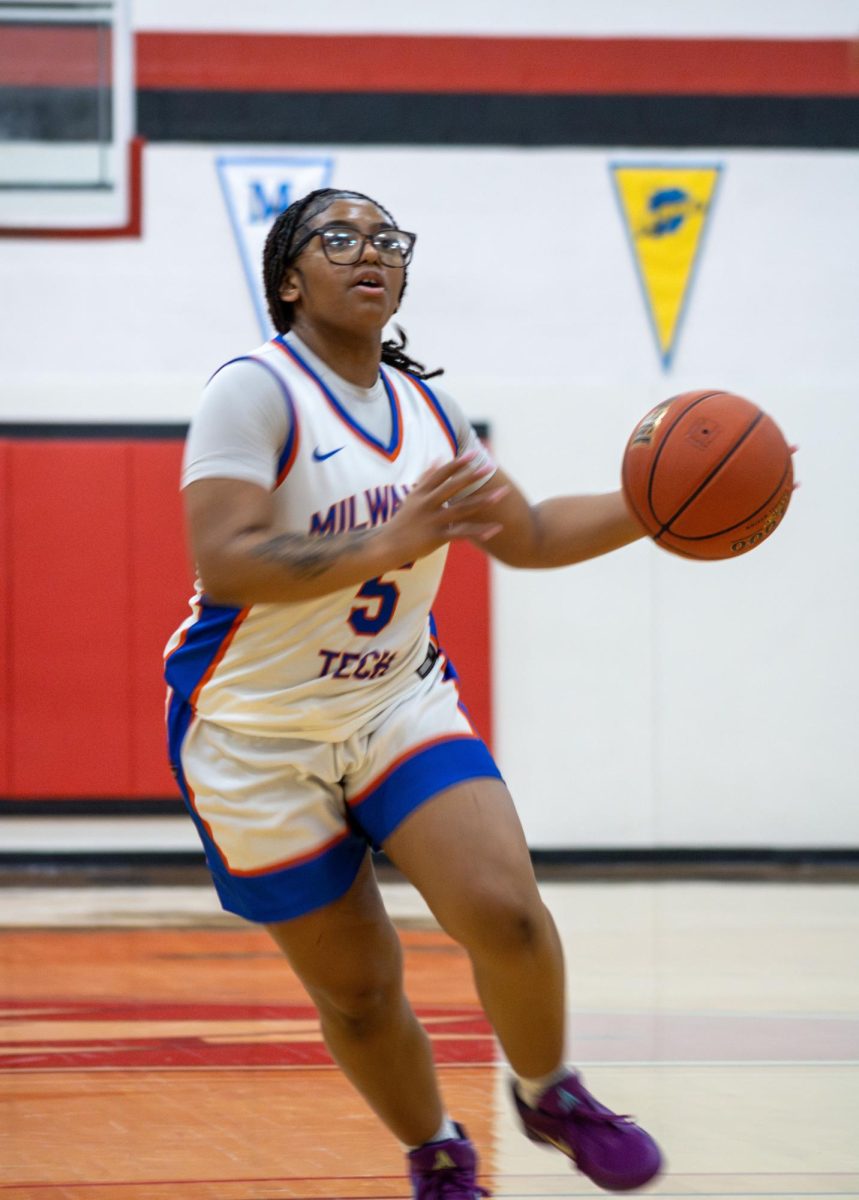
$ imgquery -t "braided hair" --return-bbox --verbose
[262,188,443,381]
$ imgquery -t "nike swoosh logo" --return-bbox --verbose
[312,446,344,462]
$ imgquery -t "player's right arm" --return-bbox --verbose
[183,361,506,606]
[186,459,503,605]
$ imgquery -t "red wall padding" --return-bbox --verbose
[127,443,201,795]
[431,539,493,741]
[1,438,492,800]
[0,443,10,794]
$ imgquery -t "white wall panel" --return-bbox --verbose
[2,143,856,845]
[650,382,859,847]
[4,147,857,405]
[133,0,859,38]
[482,383,656,847]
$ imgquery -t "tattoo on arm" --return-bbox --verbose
[251,529,376,581]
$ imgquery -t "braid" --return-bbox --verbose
[262,188,443,380]
[381,326,443,381]
[262,189,322,335]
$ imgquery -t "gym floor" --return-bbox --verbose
[2,868,858,1199]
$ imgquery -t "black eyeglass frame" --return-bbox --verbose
[288,222,417,267]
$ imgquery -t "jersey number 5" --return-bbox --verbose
[348,565,413,636]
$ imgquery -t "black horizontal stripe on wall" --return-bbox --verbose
[0,87,111,141]
[0,799,187,816]
[0,423,188,438]
[0,421,489,439]
[137,91,859,148]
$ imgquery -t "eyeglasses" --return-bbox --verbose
[290,223,416,267]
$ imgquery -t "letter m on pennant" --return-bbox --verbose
[248,181,293,223]
[216,154,335,338]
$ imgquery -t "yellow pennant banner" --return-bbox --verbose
[611,164,722,367]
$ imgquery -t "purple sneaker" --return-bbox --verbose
[512,1072,662,1192]
[407,1124,488,1199]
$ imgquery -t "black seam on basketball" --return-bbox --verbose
[646,392,724,526]
[664,455,792,542]
[653,409,765,541]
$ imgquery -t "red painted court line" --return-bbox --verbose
[0,999,484,1021]
[134,33,859,96]
[0,1174,407,1190]
[0,1061,491,1075]
[5,1170,857,1189]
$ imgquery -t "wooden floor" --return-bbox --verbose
[2,878,858,1199]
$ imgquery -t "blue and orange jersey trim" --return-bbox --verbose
[405,372,458,455]
[272,335,403,462]
[190,606,249,709]
[164,354,299,711]
[205,353,301,486]
[241,353,300,485]
[164,596,250,713]
[274,391,299,484]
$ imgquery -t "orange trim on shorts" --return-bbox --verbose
[181,718,352,878]
[180,722,232,874]
[226,829,352,877]
[347,731,477,809]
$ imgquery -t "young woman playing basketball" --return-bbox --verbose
[164,188,661,1197]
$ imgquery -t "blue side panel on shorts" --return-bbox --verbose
[166,691,226,880]
[166,691,368,924]
[164,600,243,701]
[351,737,503,850]
[209,838,368,925]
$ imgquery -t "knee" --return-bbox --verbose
[312,966,403,1039]
[452,894,550,959]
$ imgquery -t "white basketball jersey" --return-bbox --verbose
[164,336,459,740]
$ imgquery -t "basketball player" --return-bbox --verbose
[164,188,661,1197]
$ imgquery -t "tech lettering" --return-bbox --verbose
[317,648,398,680]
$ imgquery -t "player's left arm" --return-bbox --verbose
[468,467,644,568]
[433,388,642,567]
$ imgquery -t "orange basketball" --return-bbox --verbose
[621,390,794,560]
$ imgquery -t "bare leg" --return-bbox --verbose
[387,781,664,1193]
[267,853,443,1146]
[385,778,566,1078]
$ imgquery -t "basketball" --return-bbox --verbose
[621,390,794,559]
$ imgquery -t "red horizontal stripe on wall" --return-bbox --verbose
[135,33,859,96]
[0,24,113,87]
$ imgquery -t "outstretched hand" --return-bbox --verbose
[386,451,510,561]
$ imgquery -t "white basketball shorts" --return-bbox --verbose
[166,659,502,923]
